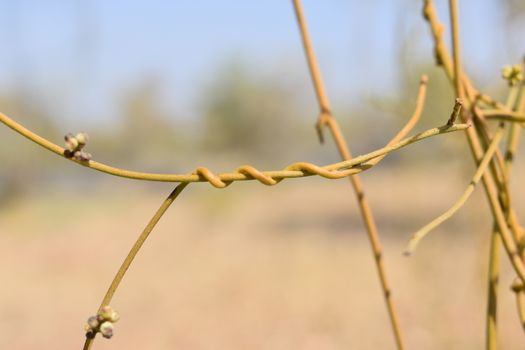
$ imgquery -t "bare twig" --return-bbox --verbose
[447,97,463,125]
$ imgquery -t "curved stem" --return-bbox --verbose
[405,125,504,254]
[83,182,189,350]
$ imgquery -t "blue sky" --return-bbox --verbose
[0,0,522,125]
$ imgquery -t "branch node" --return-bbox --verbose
[512,278,524,293]
[447,98,463,126]
[315,112,331,144]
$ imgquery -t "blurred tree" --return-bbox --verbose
[0,92,58,204]
[504,0,525,21]
[89,78,182,171]
[200,61,306,163]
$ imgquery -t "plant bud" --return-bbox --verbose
[81,152,92,161]
[73,151,82,160]
[109,310,120,323]
[65,137,79,152]
[502,65,512,79]
[86,315,99,330]
[99,321,114,339]
[502,64,523,86]
[73,151,92,162]
[98,305,114,320]
[75,133,89,145]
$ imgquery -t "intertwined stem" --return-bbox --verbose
[0,111,465,187]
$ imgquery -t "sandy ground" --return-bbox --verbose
[0,166,524,350]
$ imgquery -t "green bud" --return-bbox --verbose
[502,65,513,79]
[502,64,523,86]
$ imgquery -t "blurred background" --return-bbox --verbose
[0,0,524,349]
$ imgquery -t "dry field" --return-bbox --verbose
[1,166,524,349]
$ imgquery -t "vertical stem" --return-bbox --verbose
[485,84,521,350]
[505,85,523,176]
[486,225,501,350]
[292,0,332,114]
[291,1,405,349]
[515,286,525,332]
[508,84,525,332]
[448,0,464,101]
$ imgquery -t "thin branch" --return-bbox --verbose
[506,81,525,336]
[291,0,331,119]
[448,0,464,100]
[486,225,502,350]
[472,114,511,210]
[405,125,504,255]
[83,182,189,350]
[355,75,428,170]
[516,291,525,331]
[512,279,525,333]
[423,0,483,105]
[0,111,467,187]
[483,110,525,124]
[381,76,429,148]
[485,84,521,350]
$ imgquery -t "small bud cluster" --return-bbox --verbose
[64,132,92,161]
[84,305,120,339]
[502,64,523,86]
